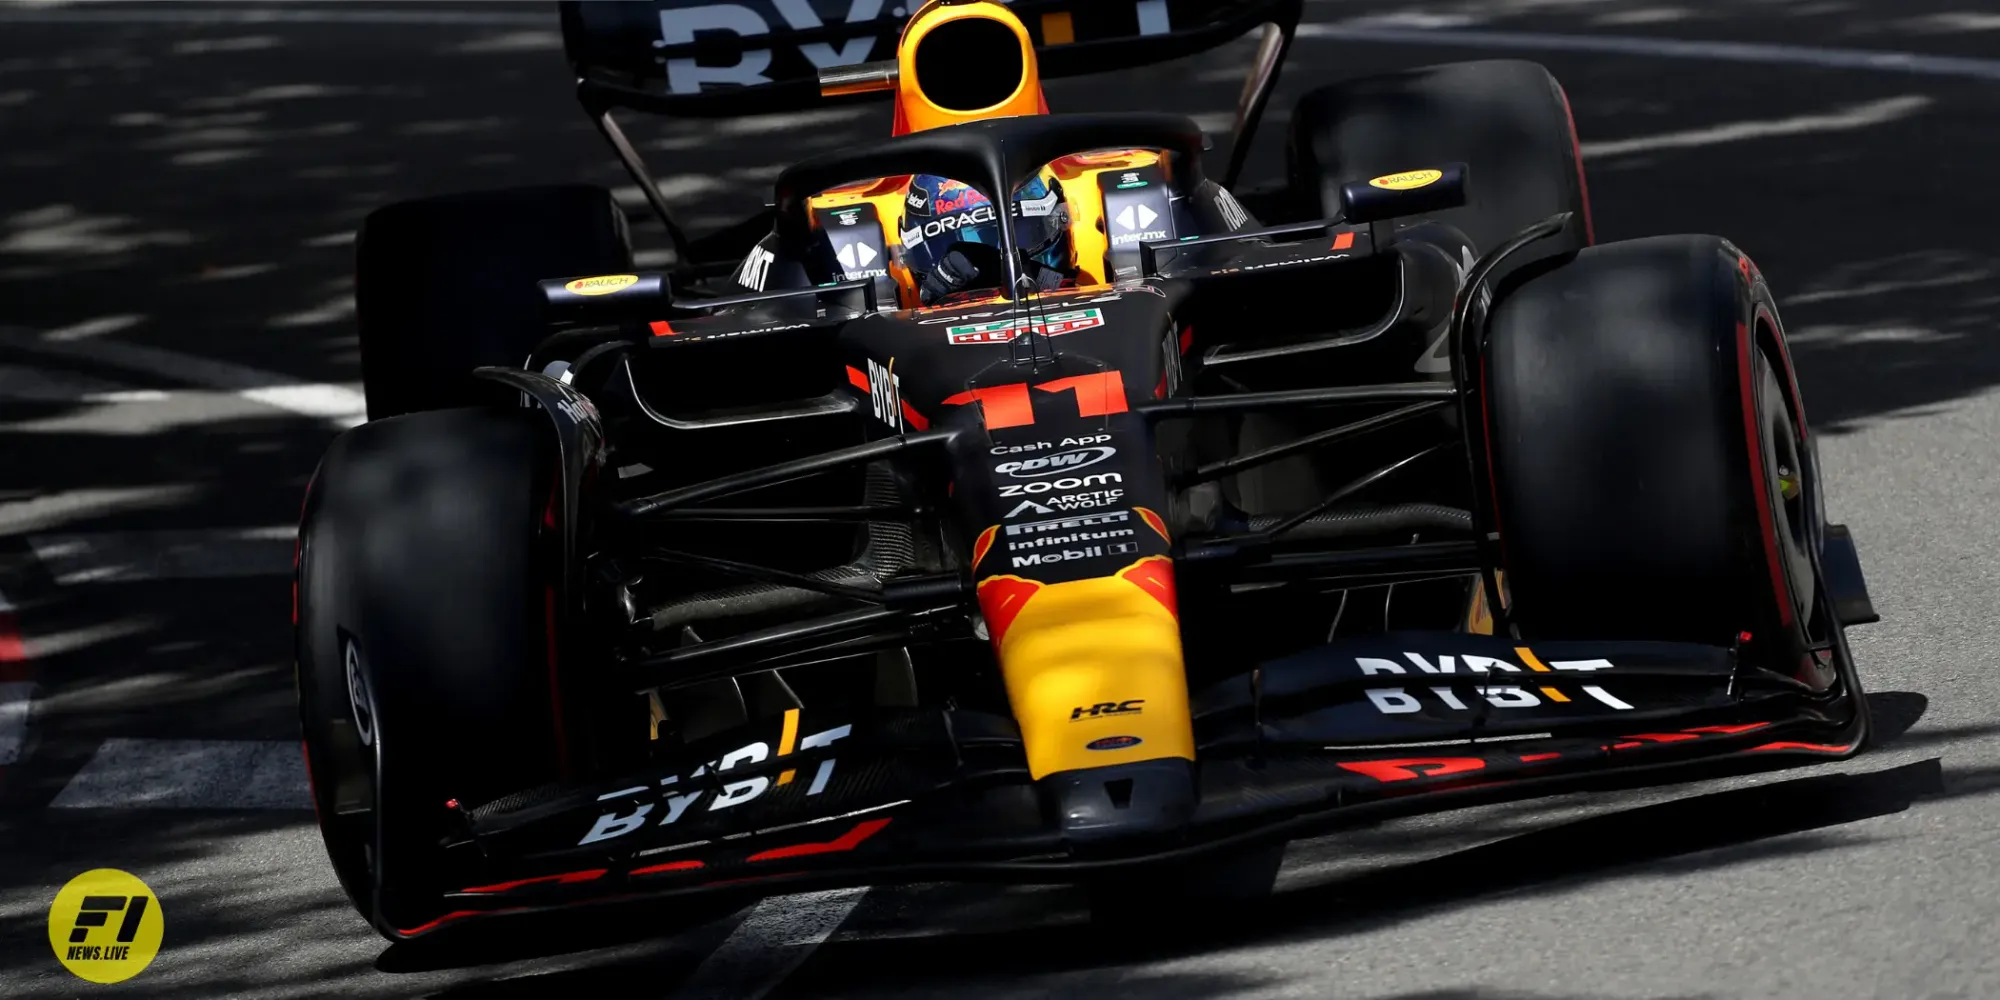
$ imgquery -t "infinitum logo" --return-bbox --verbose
[47,869,164,984]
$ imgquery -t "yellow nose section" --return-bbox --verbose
[977,556,1194,779]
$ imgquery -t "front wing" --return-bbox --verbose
[395,632,1865,939]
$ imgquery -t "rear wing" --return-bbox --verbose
[562,0,1302,117]
[562,0,1302,275]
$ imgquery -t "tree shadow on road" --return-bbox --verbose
[3,8,1998,1000]
[779,752,1956,998]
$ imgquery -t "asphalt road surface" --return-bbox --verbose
[3,1,2000,997]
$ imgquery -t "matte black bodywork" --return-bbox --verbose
[349,121,1874,938]
[304,9,1880,941]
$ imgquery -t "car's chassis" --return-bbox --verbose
[377,206,1878,940]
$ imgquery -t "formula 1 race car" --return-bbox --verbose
[295,0,1880,940]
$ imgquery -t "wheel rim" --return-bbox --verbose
[1757,355,1817,642]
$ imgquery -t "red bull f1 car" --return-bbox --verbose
[296,0,1880,940]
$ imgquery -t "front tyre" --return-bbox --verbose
[1483,235,1836,691]
[296,407,565,936]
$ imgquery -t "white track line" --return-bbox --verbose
[1298,23,2000,82]
[0,364,166,404]
[1579,94,1932,158]
[49,739,308,809]
[0,328,365,428]
[28,527,295,584]
[674,888,868,1000]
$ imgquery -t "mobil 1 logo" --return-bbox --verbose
[1004,510,1141,569]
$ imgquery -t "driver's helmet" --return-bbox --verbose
[897,172,1071,306]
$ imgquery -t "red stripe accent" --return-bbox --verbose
[941,384,1035,430]
[461,868,608,895]
[1737,321,1793,628]
[1750,741,1854,754]
[1684,722,1771,735]
[1331,231,1355,251]
[1609,741,1643,750]
[0,611,24,670]
[845,365,870,391]
[971,526,999,571]
[1518,752,1562,763]
[747,817,892,861]
[1177,325,1193,356]
[1337,757,1485,783]
[1554,82,1596,245]
[1119,557,1178,618]
[1753,303,1808,442]
[630,859,706,876]
[899,400,930,431]
[1622,732,1701,743]
[649,320,677,337]
[1035,371,1129,416]
[976,577,1042,649]
[395,908,526,937]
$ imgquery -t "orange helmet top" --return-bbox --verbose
[892,0,1049,135]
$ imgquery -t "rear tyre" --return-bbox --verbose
[297,407,564,936]
[1287,59,1593,258]
[356,185,632,420]
[1482,235,1824,675]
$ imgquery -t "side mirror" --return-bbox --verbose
[1338,163,1469,224]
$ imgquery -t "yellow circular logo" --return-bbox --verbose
[563,274,639,296]
[48,869,164,984]
[1368,169,1444,191]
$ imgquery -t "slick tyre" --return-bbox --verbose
[296,407,564,937]
[1287,59,1593,259]
[356,185,632,420]
[1482,235,1826,675]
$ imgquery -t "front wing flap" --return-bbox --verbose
[404,633,1861,938]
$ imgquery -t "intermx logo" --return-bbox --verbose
[1071,699,1144,722]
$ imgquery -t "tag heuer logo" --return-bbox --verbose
[945,308,1105,345]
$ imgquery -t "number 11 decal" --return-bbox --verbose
[939,372,1127,429]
